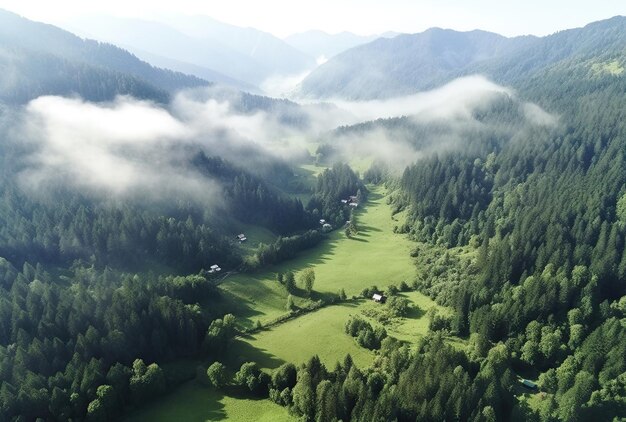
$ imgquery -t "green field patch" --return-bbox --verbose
[364,290,442,343]
[231,302,376,370]
[123,381,293,422]
[231,223,277,256]
[232,289,451,372]
[219,274,295,328]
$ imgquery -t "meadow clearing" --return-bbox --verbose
[220,185,417,327]
[126,184,450,421]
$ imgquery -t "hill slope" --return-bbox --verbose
[297,28,535,99]
[0,9,207,104]
[66,15,316,87]
[284,30,382,61]
[298,17,626,100]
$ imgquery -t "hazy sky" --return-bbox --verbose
[0,0,624,38]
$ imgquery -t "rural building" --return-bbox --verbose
[520,379,538,390]
[372,293,387,303]
[341,199,348,204]
[237,234,247,242]
[319,219,326,225]
[322,223,332,231]
[349,202,358,207]
[208,264,222,273]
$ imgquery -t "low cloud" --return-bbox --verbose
[315,76,559,172]
[12,75,558,207]
[19,96,222,206]
[333,75,513,123]
[260,70,313,98]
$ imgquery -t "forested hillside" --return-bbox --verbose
[65,15,315,87]
[0,103,321,419]
[298,16,626,100]
[0,9,208,104]
[0,7,625,422]
[390,43,626,420]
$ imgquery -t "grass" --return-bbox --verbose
[220,185,417,328]
[230,290,452,372]
[123,382,293,422]
[231,301,376,370]
[133,184,453,419]
[372,290,441,343]
[231,222,277,257]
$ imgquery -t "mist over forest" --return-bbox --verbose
[0,6,625,422]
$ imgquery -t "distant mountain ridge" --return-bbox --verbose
[297,17,626,100]
[284,30,398,61]
[65,15,316,87]
[0,9,208,104]
[297,28,536,99]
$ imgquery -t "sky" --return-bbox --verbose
[0,0,624,38]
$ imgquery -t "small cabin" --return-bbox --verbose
[372,293,387,303]
[319,219,326,225]
[237,234,247,242]
[349,202,358,207]
[209,264,222,273]
[520,379,538,390]
[341,199,348,204]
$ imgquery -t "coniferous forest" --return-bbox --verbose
[0,6,625,422]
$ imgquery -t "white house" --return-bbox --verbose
[372,293,387,303]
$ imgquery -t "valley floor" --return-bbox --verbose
[125,185,451,421]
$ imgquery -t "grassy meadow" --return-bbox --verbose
[128,184,450,421]
[123,382,293,422]
[229,290,451,372]
[220,185,417,328]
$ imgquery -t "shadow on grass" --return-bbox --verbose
[309,290,339,303]
[219,291,266,328]
[222,387,271,401]
[203,391,228,421]
[405,305,426,320]
[358,224,383,233]
[366,190,384,203]
[228,338,285,370]
[122,381,227,422]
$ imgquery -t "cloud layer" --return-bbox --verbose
[13,75,558,206]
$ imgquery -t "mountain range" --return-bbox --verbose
[64,15,316,88]
[0,9,207,104]
[284,30,399,62]
[2,8,625,108]
[297,17,626,99]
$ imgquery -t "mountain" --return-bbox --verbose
[299,17,626,100]
[66,15,316,87]
[284,30,390,61]
[124,48,258,93]
[0,9,207,104]
[297,28,535,99]
[468,15,626,89]
[163,14,317,76]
